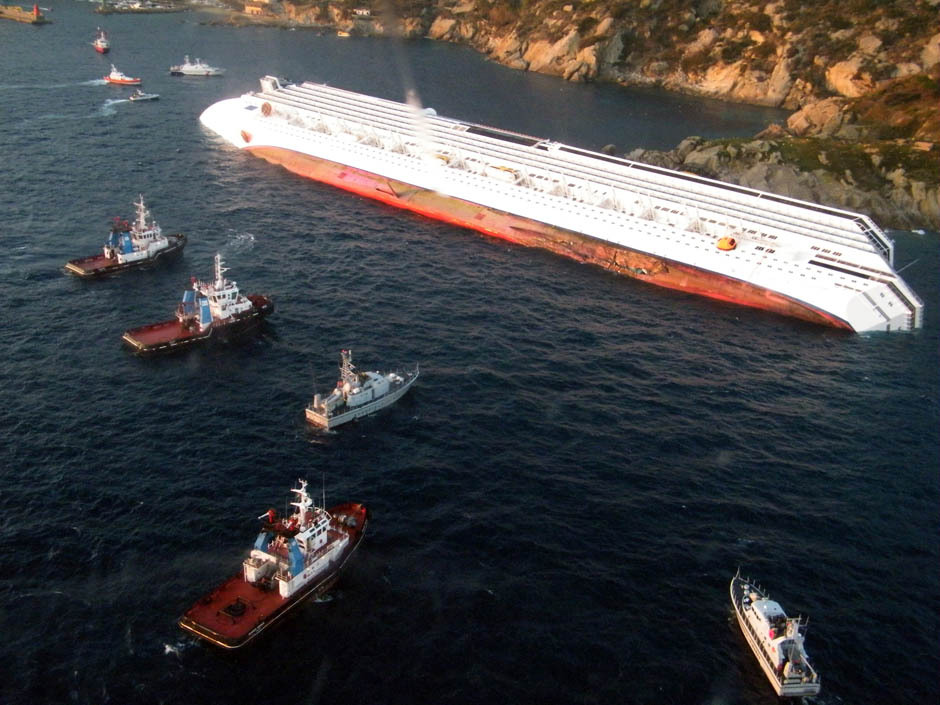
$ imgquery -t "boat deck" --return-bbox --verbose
[65,254,115,276]
[180,573,286,648]
[122,319,199,349]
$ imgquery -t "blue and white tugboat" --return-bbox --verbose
[305,349,419,429]
[122,253,273,355]
[730,569,821,696]
[179,479,368,649]
[65,195,184,277]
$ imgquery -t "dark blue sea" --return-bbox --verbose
[1,3,937,704]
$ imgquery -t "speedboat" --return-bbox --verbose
[730,570,821,696]
[169,55,225,77]
[104,64,141,85]
[128,89,159,102]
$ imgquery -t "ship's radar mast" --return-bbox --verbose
[340,349,358,387]
[213,253,229,289]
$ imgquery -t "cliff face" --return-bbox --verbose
[414,0,940,109]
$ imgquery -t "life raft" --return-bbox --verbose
[717,236,737,251]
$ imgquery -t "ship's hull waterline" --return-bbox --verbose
[201,78,922,333]
[248,145,849,330]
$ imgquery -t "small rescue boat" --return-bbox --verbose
[104,64,141,85]
[179,479,368,649]
[121,253,273,355]
[65,195,184,277]
[730,570,821,696]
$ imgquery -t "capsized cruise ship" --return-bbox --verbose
[200,77,923,333]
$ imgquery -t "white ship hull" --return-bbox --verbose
[200,77,923,333]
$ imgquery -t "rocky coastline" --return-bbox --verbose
[205,0,939,229]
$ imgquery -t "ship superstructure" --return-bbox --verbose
[200,76,923,333]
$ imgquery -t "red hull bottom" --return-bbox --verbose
[245,145,850,331]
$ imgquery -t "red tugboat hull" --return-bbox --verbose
[179,502,368,649]
[121,294,273,354]
[65,233,186,277]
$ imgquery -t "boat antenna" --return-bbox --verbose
[321,472,326,509]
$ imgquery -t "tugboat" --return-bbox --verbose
[103,64,141,85]
[92,27,110,53]
[65,195,184,277]
[179,479,368,649]
[121,253,273,355]
[730,569,821,697]
[169,55,225,76]
[305,349,419,429]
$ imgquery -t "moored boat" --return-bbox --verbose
[179,479,368,649]
[169,55,224,77]
[121,253,273,355]
[730,570,821,697]
[128,88,159,102]
[92,27,110,53]
[65,195,184,277]
[104,64,140,85]
[200,77,923,334]
[305,349,419,429]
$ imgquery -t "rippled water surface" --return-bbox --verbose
[0,3,937,704]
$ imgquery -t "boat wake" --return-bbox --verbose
[163,641,188,657]
[224,230,256,252]
[0,79,106,91]
[99,98,127,116]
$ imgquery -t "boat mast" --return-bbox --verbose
[340,349,357,387]
[213,253,228,289]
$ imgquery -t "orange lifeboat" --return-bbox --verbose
[717,236,737,251]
